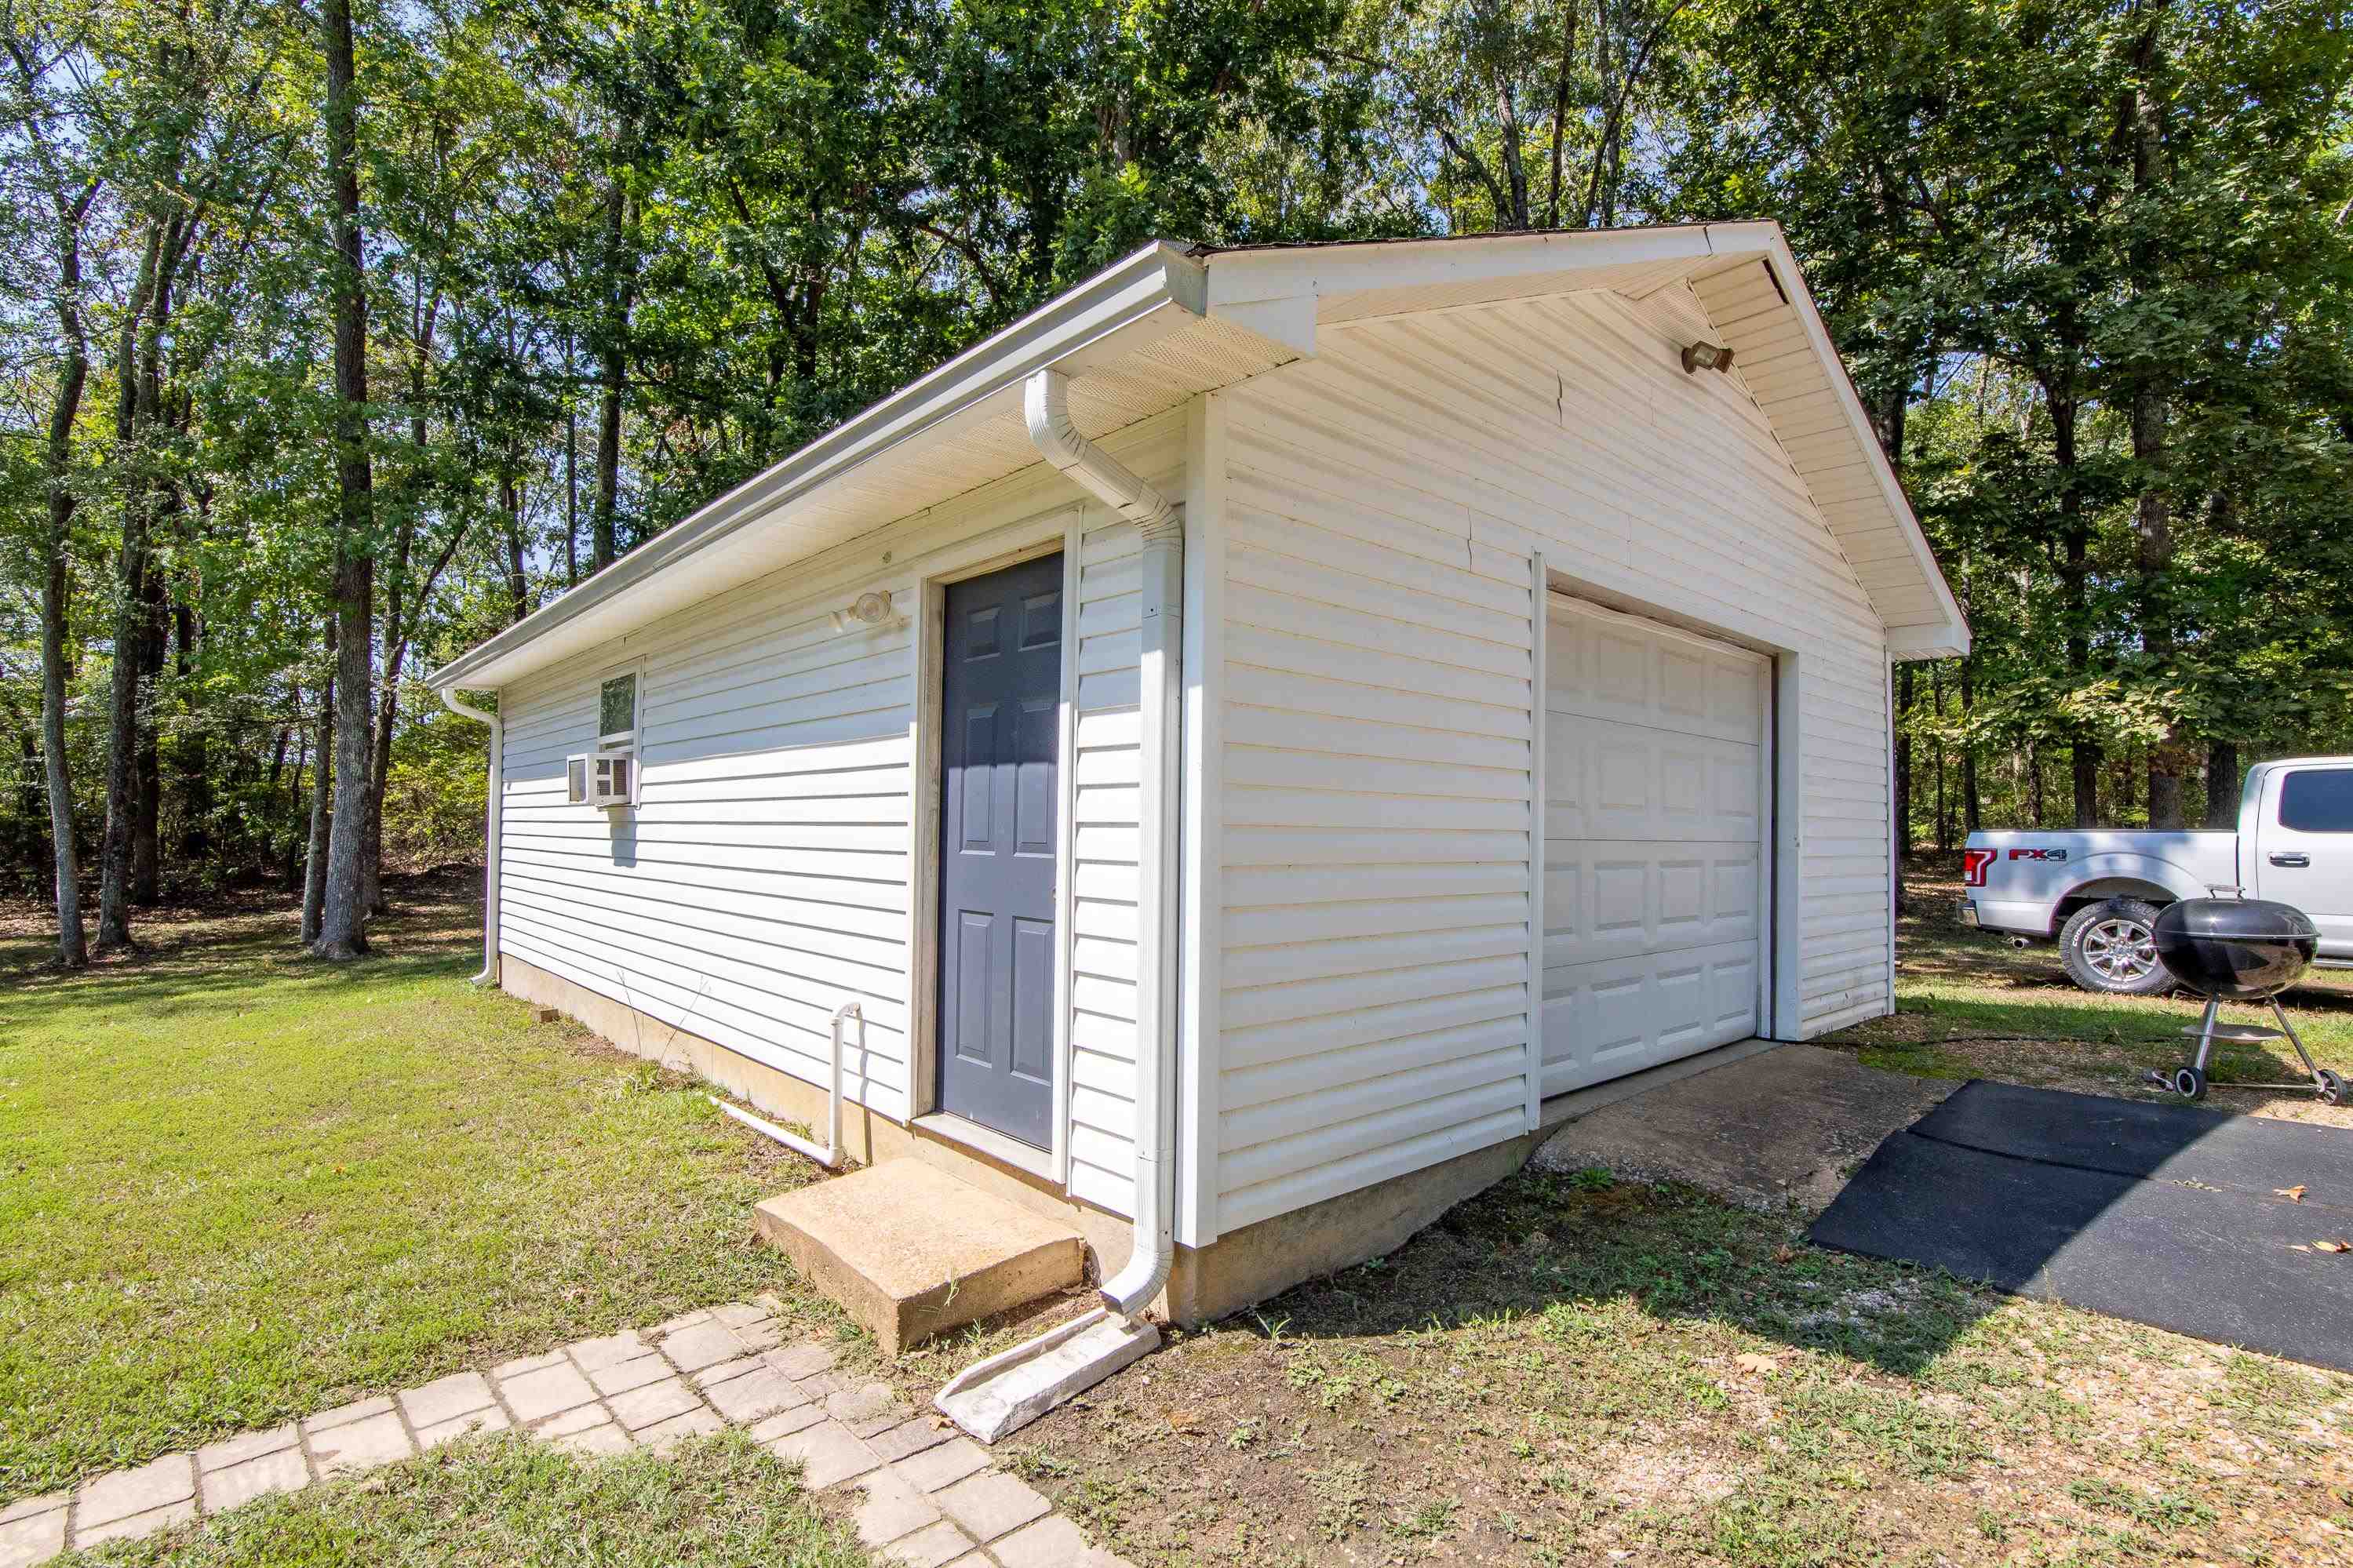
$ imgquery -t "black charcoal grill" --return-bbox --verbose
[2146,897,2343,1104]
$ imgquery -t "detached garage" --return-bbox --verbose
[428,223,1967,1331]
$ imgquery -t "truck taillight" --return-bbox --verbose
[1962,848,1994,887]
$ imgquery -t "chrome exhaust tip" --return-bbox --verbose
[2010,936,2032,950]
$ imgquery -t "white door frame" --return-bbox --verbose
[905,507,1084,1184]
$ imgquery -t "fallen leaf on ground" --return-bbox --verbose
[2315,1239,2351,1254]
[1735,1352,1781,1376]
[2276,1185,2307,1202]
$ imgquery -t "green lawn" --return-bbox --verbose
[0,879,839,1508]
[56,1432,865,1567]
[1827,864,2353,1123]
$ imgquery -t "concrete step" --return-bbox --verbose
[754,1159,1086,1355]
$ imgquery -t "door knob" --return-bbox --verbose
[2270,852,2311,868]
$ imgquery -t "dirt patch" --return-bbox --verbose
[974,1174,2352,1566]
[929,874,2353,1565]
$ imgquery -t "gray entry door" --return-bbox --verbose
[936,551,1063,1148]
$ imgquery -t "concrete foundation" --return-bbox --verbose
[497,953,1730,1332]
[1532,1042,1954,1210]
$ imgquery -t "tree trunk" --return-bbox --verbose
[314,0,373,959]
[131,562,166,903]
[38,225,90,966]
[1958,654,1982,835]
[301,652,333,944]
[1931,662,1950,854]
[563,330,580,586]
[591,154,636,573]
[94,226,163,951]
[2204,738,2241,829]
[2125,4,2186,829]
[175,599,210,860]
[2052,399,2099,829]
[504,468,529,623]
[362,672,394,918]
[1892,663,1912,911]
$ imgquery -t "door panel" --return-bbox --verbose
[2256,766,2353,955]
[1542,598,1769,1097]
[937,552,1064,1147]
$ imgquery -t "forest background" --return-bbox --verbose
[4,0,2348,962]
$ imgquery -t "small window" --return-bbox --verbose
[599,671,638,748]
[2278,769,2353,834]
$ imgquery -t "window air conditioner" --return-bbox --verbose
[567,750,636,808]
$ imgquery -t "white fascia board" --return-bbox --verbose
[1197,223,1725,308]
[1740,227,1972,648]
[427,241,1207,693]
[1887,622,1972,660]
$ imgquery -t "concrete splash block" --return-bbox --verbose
[935,1307,1160,1442]
[754,1159,1085,1355]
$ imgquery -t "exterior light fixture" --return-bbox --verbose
[1681,341,1736,375]
[832,589,896,632]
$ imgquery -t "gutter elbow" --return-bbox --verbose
[1025,369,1181,548]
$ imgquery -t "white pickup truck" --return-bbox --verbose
[1961,757,2353,994]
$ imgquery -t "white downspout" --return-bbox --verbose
[439,688,502,986]
[1024,368,1182,1322]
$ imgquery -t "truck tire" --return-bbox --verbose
[2059,898,2176,996]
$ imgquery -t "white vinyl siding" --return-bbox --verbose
[1063,494,1162,1215]
[494,416,1176,1208]
[1213,390,1540,1234]
[1207,280,1892,1231]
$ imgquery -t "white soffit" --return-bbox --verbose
[1200,222,1970,658]
[1681,246,1969,658]
[435,223,1965,691]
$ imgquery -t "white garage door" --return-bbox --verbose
[1540,596,1768,1097]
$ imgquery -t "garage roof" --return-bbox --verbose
[428,221,1965,692]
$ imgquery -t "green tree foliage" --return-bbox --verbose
[2,0,2350,953]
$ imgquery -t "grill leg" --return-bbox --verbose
[2268,998,2324,1085]
[2191,996,2220,1075]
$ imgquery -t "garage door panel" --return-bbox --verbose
[1547,608,1766,747]
[1543,840,1761,970]
[1547,720,1760,842]
[1540,939,1761,1095]
[1542,595,1767,1093]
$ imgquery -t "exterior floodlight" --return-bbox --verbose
[1681,341,1736,375]
[832,589,896,632]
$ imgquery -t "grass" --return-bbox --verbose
[0,876,837,1508]
[949,864,2353,1566]
[989,1174,2353,1566]
[1830,863,2353,1121]
[54,1431,868,1567]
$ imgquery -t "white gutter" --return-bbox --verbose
[1024,368,1183,1322]
[439,689,502,985]
[707,1001,856,1170]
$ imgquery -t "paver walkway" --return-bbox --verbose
[0,1297,1128,1568]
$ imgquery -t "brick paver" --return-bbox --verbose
[198,1447,308,1512]
[10,1298,1135,1568]
[934,1470,1053,1544]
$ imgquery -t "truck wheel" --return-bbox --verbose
[2059,898,2175,996]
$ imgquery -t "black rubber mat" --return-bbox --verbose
[1810,1081,2353,1372]
[1911,1079,2353,1203]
